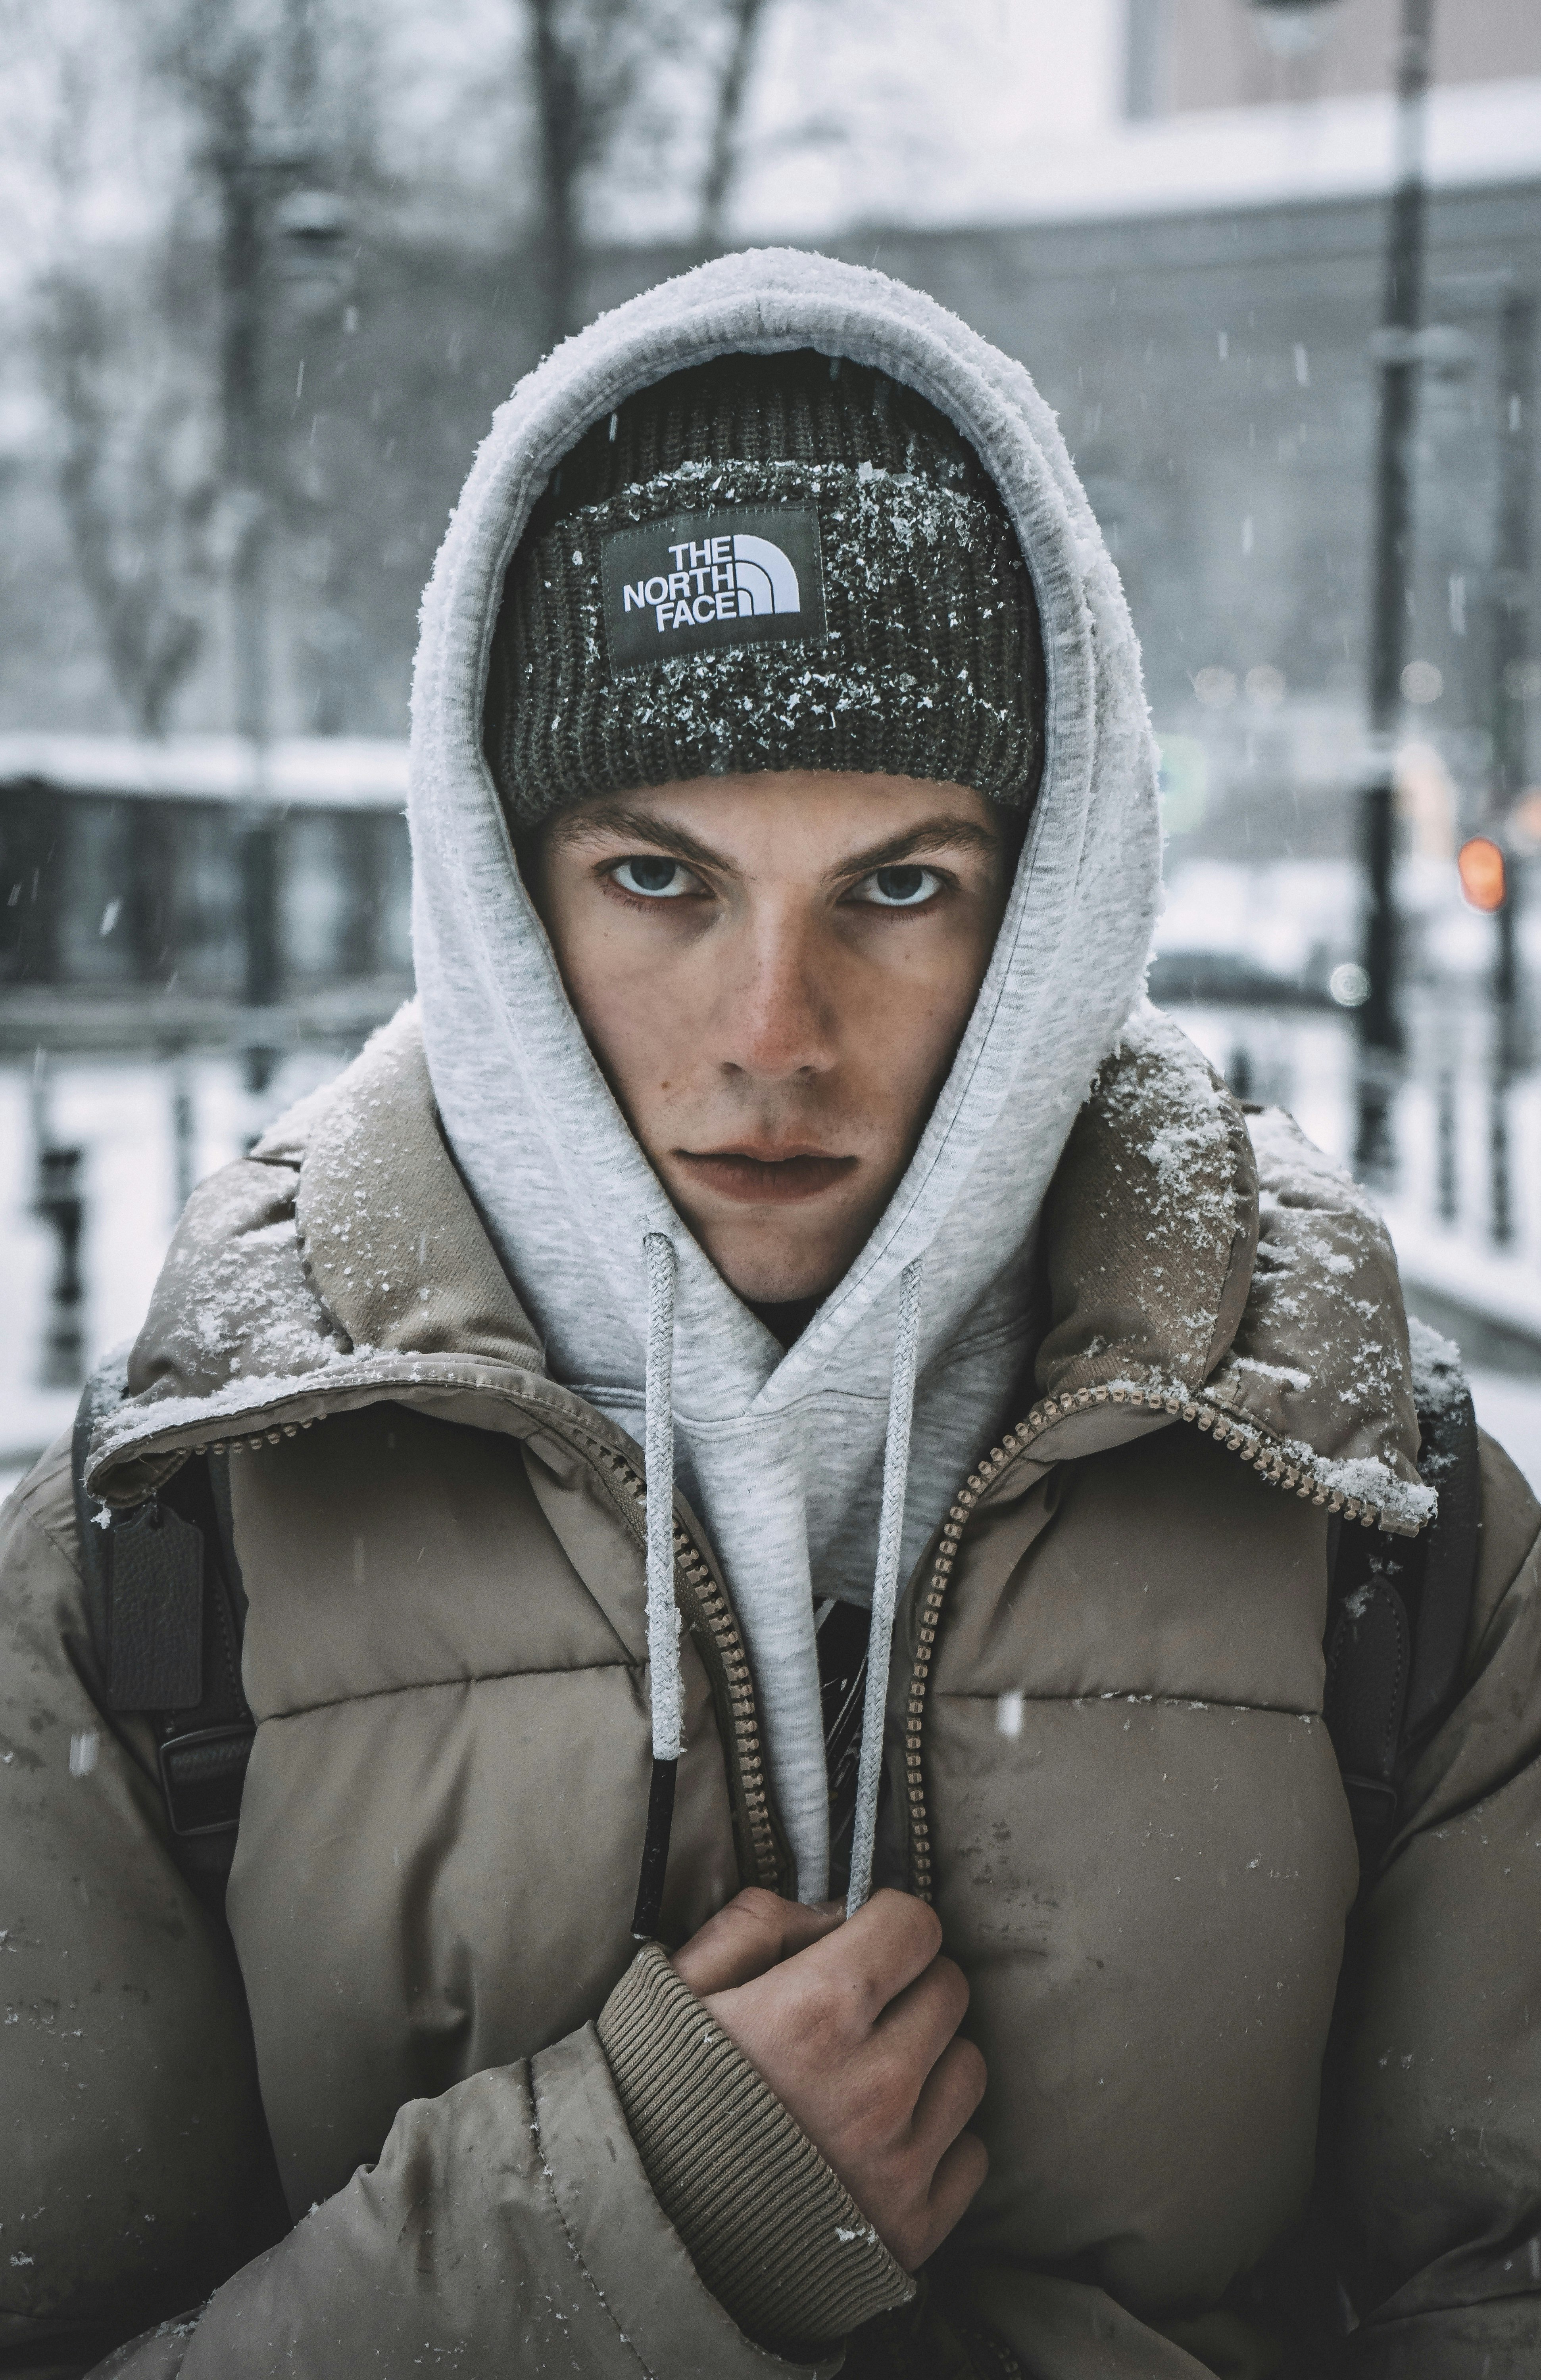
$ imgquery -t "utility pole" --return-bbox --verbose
[1242,0,1430,1179]
[1487,292,1535,1244]
[1355,0,1434,1182]
[205,0,342,1098]
[208,58,282,1094]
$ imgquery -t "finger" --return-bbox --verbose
[795,1888,943,2026]
[909,2033,987,2166]
[870,1954,971,2095]
[672,1888,842,1995]
[911,2129,990,2267]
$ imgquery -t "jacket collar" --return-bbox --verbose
[88,1001,1430,1534]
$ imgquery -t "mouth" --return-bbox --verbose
[674,1144,859,1206]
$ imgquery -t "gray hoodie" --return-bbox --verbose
[410,247,1161,1904]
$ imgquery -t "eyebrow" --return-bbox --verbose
[546,803,730,874]
[546,801,1001,881]
[823,818,1001,881]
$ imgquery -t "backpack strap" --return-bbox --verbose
[1324,1364,1482,1874]
[72,1355,254,1909]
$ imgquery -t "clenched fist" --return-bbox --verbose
[672,1886,987,2271]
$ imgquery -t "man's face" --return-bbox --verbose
[528,771,1013,1313]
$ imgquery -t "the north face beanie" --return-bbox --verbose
[484,349,1046,827]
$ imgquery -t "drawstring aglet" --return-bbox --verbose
[633,1230,682,1939]
[631,1755,679,1940]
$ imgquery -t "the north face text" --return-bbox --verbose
[600,504,826,673]
[624,533,797,634]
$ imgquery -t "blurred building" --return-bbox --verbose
[1125,0,1539,117]
[0,736,410,1052]
[0,0,1537,1007]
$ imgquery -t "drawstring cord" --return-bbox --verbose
[632,1231,681,1939]
[629,1235,923,1930]
[846,1255,925,1916]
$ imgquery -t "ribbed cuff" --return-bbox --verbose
[598,1942,915,2359]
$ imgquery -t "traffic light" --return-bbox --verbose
[1458,836,1507,914]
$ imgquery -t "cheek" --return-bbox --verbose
[849,923,992,1087]
[563,931,702,1106]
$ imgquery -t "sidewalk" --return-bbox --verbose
[1384,1201,1541,1356]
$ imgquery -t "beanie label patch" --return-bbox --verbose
[599,505,826,674]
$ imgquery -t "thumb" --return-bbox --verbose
[672,1888,843,1995]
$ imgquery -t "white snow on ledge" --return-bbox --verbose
[734,77,1541,240]
[1023,79,1541,226]
[0,734,409,812]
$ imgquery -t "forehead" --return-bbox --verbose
[549,771,999,857]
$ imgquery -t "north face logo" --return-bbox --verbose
[626,531,800,630]
[601,504,826,673]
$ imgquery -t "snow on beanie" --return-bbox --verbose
[484,349,1046,826]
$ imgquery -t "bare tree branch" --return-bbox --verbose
[35,266,217,736]
[699,0,767,250]
[525,0,665,349]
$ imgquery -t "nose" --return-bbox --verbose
[713,905,838,1084]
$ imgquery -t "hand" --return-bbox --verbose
[672,1887,987,2271]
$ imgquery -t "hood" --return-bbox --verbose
[408,249,1163,1902]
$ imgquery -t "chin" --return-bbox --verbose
[703,1228,848,1309]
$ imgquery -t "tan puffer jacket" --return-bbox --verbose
[2,1007,1538,2380]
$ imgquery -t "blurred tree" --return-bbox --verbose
[523,0,778,347]
[34,263,219,737]
[8,0,786,746]
[699,0,770,249]
[527,0,635,347]
[155,1,275,748]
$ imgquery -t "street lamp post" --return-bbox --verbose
[207,17,350,1100]
[210,90,283,1094]
[1247,0,1433,1181]
[1487,293,1535,1243]
[1356,0,1434,1180]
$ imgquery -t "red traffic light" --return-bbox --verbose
[1458,837,1506,914]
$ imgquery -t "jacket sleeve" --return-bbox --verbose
[0,1444,855,2380]
[0,1441,284,2379]
[1322,1430,1541,2376]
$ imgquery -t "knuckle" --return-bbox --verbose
[731,1886,791,1929]
[782,1968,853,2051]
[861,2043,912,2121]
[952,2037,988,2099]
[932,1954,970,2010]
[906,1895,945,1959]
[872,1888,942,1960]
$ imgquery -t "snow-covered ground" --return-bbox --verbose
[1173,1004,1541,1494]
[0,1047,347,1502]
[1,1016,1537,1507]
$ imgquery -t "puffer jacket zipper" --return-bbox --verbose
[903,1378,1432,1900]
[587,1440,792,1897]
[169,1382,792,1900]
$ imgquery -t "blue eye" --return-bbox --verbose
[612,856,692,898]
[855,865,942,908]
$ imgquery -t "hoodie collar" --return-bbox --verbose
[91,1001,1430,1541]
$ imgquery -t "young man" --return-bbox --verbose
[3,250,1539,2379]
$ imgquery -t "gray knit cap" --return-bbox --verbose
[485,349,1046,826]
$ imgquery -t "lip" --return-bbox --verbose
[674,1146,859,1206]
